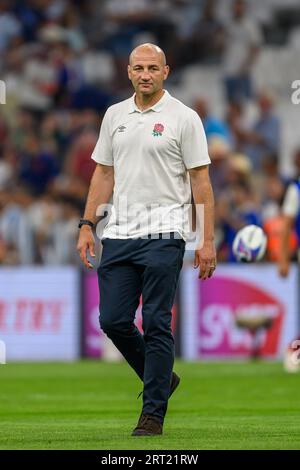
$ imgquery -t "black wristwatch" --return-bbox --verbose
[78,219,94,229]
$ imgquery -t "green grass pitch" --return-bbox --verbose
[0,360,300,450]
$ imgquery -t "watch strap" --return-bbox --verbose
[78,219,94,229]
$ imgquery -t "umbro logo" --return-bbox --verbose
[118,125,126,133]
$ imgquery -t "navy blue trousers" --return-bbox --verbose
[97,233,185,422]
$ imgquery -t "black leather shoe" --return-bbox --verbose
[132,414,163,436]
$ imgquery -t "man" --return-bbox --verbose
[278,153,300,278]
[77,43,216,436]
[194,96,231,145]
[222,0,262,102]
[277,156,300,372]
[242,91,281,172]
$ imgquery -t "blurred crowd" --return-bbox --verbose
[1,0,300,265]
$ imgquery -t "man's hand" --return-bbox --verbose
[278,260,290,278]
[194,241,217,280]
[189,165,216,280]
[77,226,96,269]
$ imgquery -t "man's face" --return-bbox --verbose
[128,49,169,96]
[233,0,246,19]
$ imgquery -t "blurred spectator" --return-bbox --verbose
[0,1,22,53]
[158,0,204,68]
[181,0,224,65]
[18,133,59,195]
[102,0,155,88]
[48,195,82,265]
[225,152,253,187]
[277,193,300,277]
[64,129,97,185]
[50,173,88,205]
[14,2,43,42]
[257,153,290,194]
[194,96,232,144]
[0,145,14,190]
[262,175,286,221]
[27,192,59,263]
[0,188,34,264]
[242,90,281,171]
[11,109,37,150]
[60,5,87,52]
[262,175,298,262]
[222,0,263,102]
[226,99,247,151]
[0,115,8,141]
[207,136,231,196]
[291,147,300,179]
[262,153,280,179]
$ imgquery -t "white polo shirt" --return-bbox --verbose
[91,90,211,240]
[282,180,300,218]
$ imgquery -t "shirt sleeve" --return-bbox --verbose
[282,183,300,218]
[180,110,211,169]
[91,110,113,166]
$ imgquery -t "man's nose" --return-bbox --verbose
[141,70,151,80]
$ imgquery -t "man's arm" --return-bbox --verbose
[278,182,299,277]
[278,215,295,278]
[77,163,114,269]
[240,44,260,74]
[189,165,216,280]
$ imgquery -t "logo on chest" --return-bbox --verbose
[118,125,126,133]
[152,123,165,137]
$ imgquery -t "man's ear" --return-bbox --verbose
[164,65,170,80]
[127,65,132,80]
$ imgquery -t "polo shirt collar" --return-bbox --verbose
[128,90,170,114]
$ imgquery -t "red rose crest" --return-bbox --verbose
[152,123,164,136]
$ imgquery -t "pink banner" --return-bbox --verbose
[83,271,103,358]
[181,265,299,359]
[83,272,178,358]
